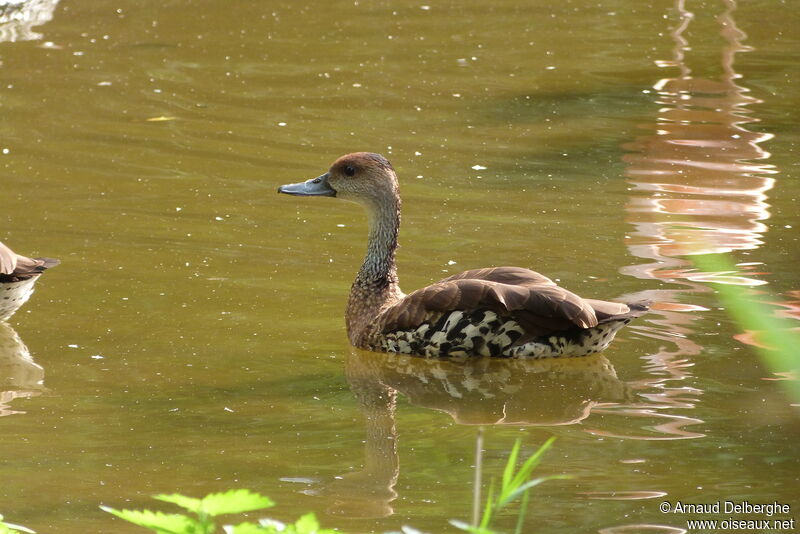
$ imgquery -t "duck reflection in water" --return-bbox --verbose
[317,348,631,518]
[0,241,57,415]
[0,0,60,43]
[0,322,44,417]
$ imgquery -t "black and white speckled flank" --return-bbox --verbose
[377,309,633,359]
[0,278,38,321]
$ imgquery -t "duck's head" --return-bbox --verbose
[278,152,399,209]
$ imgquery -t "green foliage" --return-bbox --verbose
[451,437,569,534]
[154,490,275,516]
[101,490,341,534]
[0,514,35,534]
[230,513,339,534]
[101,440,567,534]
[693,254,800,402]
[99,508,200,534]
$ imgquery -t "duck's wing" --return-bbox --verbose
[435,266,638,325]
[379,269,600,338]
[0,242,17,275]
[0,241,59,277]
[436,266,556,287]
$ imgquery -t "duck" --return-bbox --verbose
[278,152,649,358]
[0,241,59,321]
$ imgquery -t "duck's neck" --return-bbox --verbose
[358,203,400,286]
[346,196,404,345]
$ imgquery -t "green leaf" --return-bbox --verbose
[0,515,35,534]
[508,437,556,492]
[153,494,203,514]
[502,439,521,490]
[200,490,275,516]
[260,513,340,534]
[153,490,274,518]
[292,513,319,533]
[693,254,800,402]
[478,480,494,529]
[497,474,572,509]
[513,488,530,534]
[280,513,339,534]
[258,518,285,531]
[100,506,199,534]
[496,437,557,508]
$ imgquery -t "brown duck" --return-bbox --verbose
[279,152,649,358]
[0,241,59,321]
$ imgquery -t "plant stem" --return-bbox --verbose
[472,426,484,528]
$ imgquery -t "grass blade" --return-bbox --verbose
[497,475,572,508]
[514,488,530,534]
[501,439,521,490]
[693,253,800,402]
[478,480,495,529]
[507,436,556,493]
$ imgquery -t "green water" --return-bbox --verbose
[1,0,798,532]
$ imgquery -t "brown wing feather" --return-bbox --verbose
[380,267,600,337]
[437,266,555,287]
[583,298,629,320]
[0,242,17,274]
[0,241,59,277]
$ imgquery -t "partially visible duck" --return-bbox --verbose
[278,152,649,358]
[0,241,59,321]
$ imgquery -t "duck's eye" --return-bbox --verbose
[344,165,356,177]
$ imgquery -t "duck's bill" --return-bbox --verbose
[277,173,336,197]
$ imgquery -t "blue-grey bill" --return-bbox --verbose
[277,173,336,197]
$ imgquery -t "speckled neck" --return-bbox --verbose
[358,197,401,286]
[346,194,404,345]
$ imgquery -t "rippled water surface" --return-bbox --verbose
[1,0,798,532]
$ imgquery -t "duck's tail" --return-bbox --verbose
[34,257,60,271]
[590,299,652,325]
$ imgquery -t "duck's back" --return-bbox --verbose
[361,266,648,358]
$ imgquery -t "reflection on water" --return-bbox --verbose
[329,349,633,517]
[0,322,44,416]
[599,525,687,534]
[346,349,631,427]
[0,0,795,531]
[622,0,775,264]
[580,490,667,501]
[733,289,800,352]
[320,0,790,519]
[604,2,786,530]
[611,0,780,440]
[0,0,59,43]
